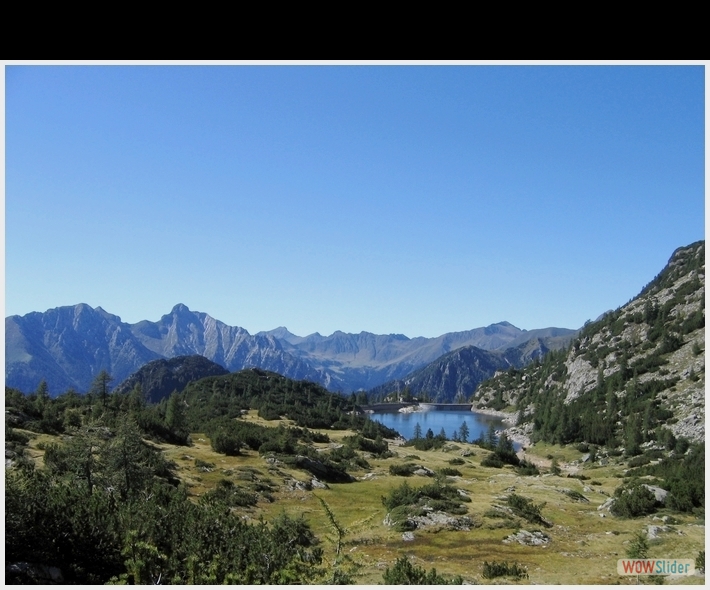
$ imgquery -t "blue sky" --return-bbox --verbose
[4,64,705,337]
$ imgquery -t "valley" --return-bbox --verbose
[5,240,705,584]
[9,410,705,585]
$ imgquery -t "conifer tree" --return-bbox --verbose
[459,421,470,443]
[91,370,113,408]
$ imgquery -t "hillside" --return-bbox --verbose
[476,240,705,446]
[112,355,230,403]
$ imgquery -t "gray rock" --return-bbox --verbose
[503,529,550,546]
[647,525,669,540]
[598,497,615,512]
[311,478,329,489]
[642,484,669,503]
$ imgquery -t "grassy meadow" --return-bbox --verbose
[21,411,704,585]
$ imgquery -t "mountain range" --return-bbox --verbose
[5,303,575,396]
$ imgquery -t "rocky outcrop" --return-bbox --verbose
[503,529,550,546]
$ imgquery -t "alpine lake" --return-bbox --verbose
[370,407,520,448]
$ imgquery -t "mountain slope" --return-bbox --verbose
[5,304,162,395]
[5,305,325,395]
[112,355,230,403]
[477,241,705,445]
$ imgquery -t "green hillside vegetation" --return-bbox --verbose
[6,373,705,584]
[112,355,230,403]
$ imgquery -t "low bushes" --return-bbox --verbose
[506,493,550,527]
[482,561,528,580]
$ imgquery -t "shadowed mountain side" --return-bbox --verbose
[112,355,230,404]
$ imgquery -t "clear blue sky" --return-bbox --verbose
[4,64,705,337]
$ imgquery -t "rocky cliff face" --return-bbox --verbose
[5,304,161,395]
[6,304,325,395]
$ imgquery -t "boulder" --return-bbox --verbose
[641,484,668,504]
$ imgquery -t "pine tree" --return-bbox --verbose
[91,370,113,408]
[486,422,497,448]
[165,391,186,433]
[459,421,470,443]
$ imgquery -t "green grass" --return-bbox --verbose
[16,420,705,585]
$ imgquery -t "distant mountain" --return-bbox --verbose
[5,302,575,396]
[368,336,560,403]
[5,305,325,395]
[5,304,162,395]
[112,355,230,404]
[260,322,577,392]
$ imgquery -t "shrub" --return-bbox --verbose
[482,561,528,580]
[481,454,504,468]
[696,550,705,574]
[6,428,30,446]
[382,556,463,585]
[506,493,550,527]
[438,467,462,477]
[516,460,540,476]
[611,483,657,518]
[211,430,241,456]
[626,531,649,559]
[389,463,418,477]
[382,481,419,511]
